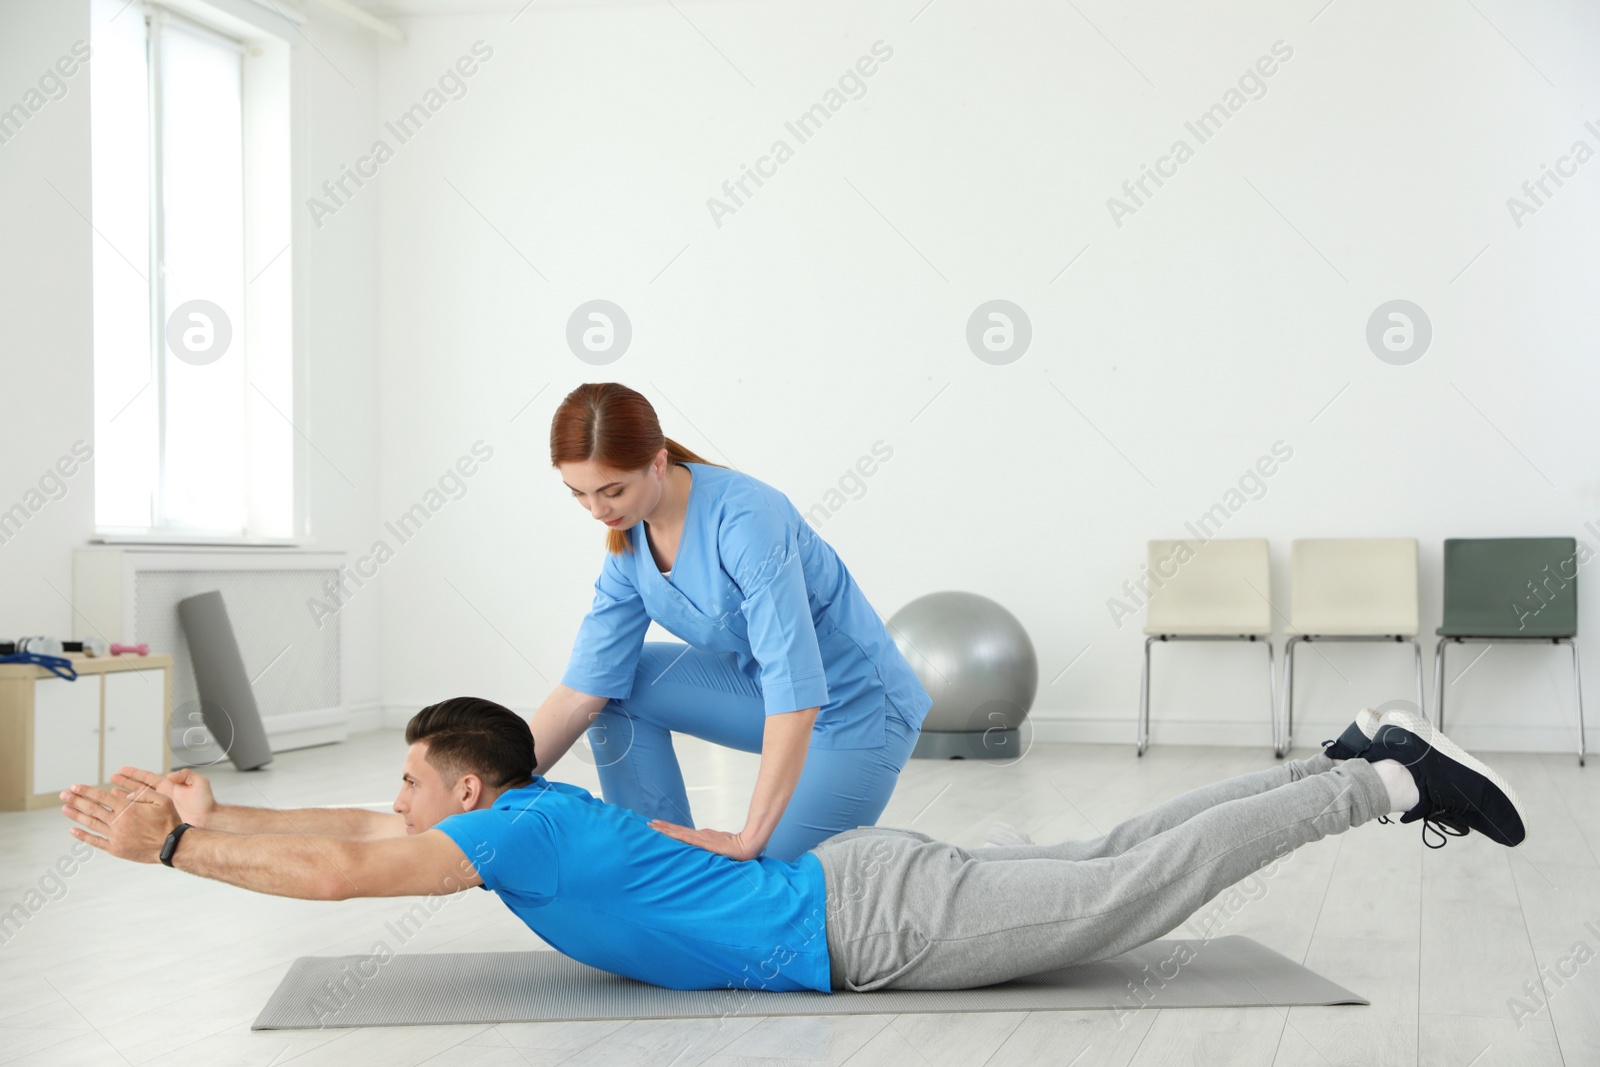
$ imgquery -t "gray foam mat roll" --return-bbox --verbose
[252,936,1366,1029]
[177,590,273,771]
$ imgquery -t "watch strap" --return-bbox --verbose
[160,822,194,867]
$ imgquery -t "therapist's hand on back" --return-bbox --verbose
[647,821,764,861]
[647,705,818,860]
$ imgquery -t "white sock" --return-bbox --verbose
[1372,759,1419,814]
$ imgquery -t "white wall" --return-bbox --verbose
[0,0,387,724]
[364,0,1600,754]
[0,1,95,635]
[9,0,1596,755]
[290,5,387,724]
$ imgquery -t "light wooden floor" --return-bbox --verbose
[2,729,1597,1067]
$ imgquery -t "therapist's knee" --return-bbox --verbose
[635,641,690,680]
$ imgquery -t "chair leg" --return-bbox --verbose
[1263,636,1278,757]
[1570,636,1586,768]
[1432,637,1448,733]
[1278,636,1302,759]
[1406,637,1425,717]
[1137,636,1157,757]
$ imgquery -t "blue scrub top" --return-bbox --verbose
[560,462,931,749]
[435,778,833,993]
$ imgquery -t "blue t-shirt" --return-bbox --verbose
[435,779,833,994]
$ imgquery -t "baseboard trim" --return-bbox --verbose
[1025,715,1591,754]
[345,702,383,734]
[270,724,348,752]
[361,702,1590,756]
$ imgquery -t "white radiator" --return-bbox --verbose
[73,548,346,762]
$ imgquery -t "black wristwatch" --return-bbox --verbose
[160,822,194,867]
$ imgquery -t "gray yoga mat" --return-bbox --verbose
[177,590,273,771]
[252,935,1365,1029]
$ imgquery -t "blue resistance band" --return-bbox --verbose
[0,652,78,681]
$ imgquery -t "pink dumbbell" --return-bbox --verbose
[111,642,149,656]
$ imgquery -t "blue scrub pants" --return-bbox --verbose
[588,641,920,862]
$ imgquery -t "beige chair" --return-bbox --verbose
[1282,539,1424,757]
[1138,539,1274,756]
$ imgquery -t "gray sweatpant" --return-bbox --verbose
[808,753,1389,991]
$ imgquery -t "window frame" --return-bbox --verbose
[90,0,305,549]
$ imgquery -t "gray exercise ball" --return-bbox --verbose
[889,591,1038,760]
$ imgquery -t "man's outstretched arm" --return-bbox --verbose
[61,783,481,901]
[111,766,406,840]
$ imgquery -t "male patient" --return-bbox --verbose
[59,696,1526,993]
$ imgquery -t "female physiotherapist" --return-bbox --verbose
[528,382,932,863]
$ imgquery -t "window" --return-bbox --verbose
[90,0,295,542]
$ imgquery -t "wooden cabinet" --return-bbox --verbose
[30,675,102,796]
[102,670,168,779]
[0,655,172,811]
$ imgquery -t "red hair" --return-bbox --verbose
[549,383,725,555]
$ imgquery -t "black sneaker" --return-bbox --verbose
[1321,707,1381,760]
[1361,713,1527,848]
